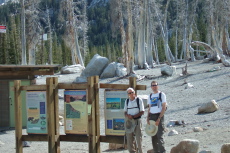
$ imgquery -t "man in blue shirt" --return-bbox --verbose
[147,81,167,153]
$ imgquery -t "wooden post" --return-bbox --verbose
[46,77,56,153]
[88,76,96,153]
[53,77,60,152]
[14,80,23,153]
[94,76,100,153]
[129,77,137,92]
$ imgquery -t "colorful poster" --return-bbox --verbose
[104,90,127,136]
[26,91,47,134]
[64,90,87,134]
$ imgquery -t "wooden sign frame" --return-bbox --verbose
[14,76,146,153]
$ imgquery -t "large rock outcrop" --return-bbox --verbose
[61,64,84,74]
[221,143,230,153]
[80,54,109,77]
[170,139,199,153]
[198,100,219,114]
[116,63,127,77]
[100,62,117,79]
[161,65,177,76]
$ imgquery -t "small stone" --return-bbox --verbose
[193,127,203,132]
[0,141,5,145]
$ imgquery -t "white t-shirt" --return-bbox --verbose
[148,91,166,114]
[124,97,145,115]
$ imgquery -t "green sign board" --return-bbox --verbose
[26,91,47,134]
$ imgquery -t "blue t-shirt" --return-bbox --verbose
[148,92,166,114]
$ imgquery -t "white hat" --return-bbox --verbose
[125,118,136,133]
[145,120,158,136]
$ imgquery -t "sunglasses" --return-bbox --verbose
[127,92,133,94]
[151,85,158,87]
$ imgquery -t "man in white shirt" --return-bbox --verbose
[124,87,144,153]
[147,81,167,153]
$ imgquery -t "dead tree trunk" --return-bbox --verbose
[126,0,134,74]
[20,0,27,65]
[118,0,127,67]
[47,7,53,65]
[137,0,147,69]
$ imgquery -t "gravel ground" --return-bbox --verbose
[0,59,230,153]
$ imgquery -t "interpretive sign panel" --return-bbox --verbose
[104,90,127,136]
[26,91,47,134]
[64,90,87,134]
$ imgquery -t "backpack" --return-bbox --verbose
[150,92,167,111]
[126,97,141,119]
